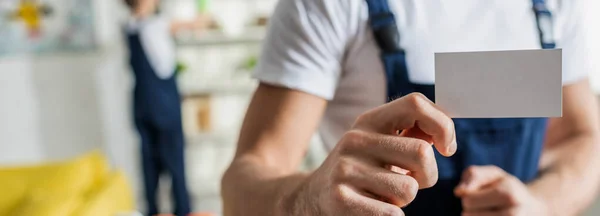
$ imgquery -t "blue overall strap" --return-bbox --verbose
[532,0,556,49]
[365,0,412,101]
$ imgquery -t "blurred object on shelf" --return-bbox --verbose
[182,95,213,134]
[180,80,257,97]
[196,0,210,13]
[169,13,214,41]
[207,18,219,30]
[196,95,212,132]
[11,0,53,38]
[172,0,273,45]
[252,0,277,18]
[236,55,258,73]
[175,26,265,47]
[0,0,96,56]
[175,61,187,77]
[255,16,268,26]
[211,0,250,37]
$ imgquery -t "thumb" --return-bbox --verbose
[454,165,507,196]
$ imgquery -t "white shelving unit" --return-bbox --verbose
[174,26,263,215]
[172,14,327,214]
[175,27,266,47]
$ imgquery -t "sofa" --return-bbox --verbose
[0,151,135,216]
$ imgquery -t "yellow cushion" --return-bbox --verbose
[0,176,27,215]
[0,151,111,215]
[28,153,98,196]
[11,194,81,216]
[0,151,109,191]
[86,151,110,188]
[73,171,135,216]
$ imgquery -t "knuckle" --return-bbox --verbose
[415,142,434,163]
[497,186,519,206]
[340,130,365,148]
[506,175,520,184]
[400,178,419,202]
[337,131,366,154]
[353,113,370,127]
[331,185,349,204]
[443,119,455,136]
[505,193,520,206]
[464,166,478,177]
[334,158,356,179]
[489,165,505,174]
[465,165,478,173]
[405,93,429,111]
[414,143,438,188]
[501,178,520,195]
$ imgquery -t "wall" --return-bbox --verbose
[0,46,143,200]
[93,46,142,201]
[0,0,143,205]
[0,51,123,161]
[0,55,43,164]
[31,53,105,160]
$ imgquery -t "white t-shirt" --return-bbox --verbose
[126,15,176,79]
[254,0,599,151]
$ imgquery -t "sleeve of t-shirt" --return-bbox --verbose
[555,0,600,85]
[139,16,177,80]
[254,0,358,100]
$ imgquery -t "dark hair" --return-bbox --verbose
[124,0,138,10]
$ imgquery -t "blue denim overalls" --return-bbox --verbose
[365,0,555,215]
[126,31,191,216]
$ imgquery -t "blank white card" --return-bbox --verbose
[435,49,562,118]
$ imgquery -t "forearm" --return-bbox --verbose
[529,133,600,215]
[221,154,311,216]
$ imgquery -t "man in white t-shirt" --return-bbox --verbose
[222,0,600,215]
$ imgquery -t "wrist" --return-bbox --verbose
[277,173,318,216]
[527,185,555,216]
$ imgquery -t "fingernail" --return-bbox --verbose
[446,139,457,156]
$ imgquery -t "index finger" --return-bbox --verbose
[353,93,457,156]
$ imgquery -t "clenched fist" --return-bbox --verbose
[283,93,458,216]
[455,166,549,216]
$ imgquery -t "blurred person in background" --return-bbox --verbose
[122,0,210,215]
[222,0,600,215]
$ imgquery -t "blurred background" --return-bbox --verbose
[0,0,327,215]
[0,0,598,215]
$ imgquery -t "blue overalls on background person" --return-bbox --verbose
[126,30,191,216]
[365,0,555,215]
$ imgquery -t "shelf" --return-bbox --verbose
[186,130,238,145]
[179,80,258,97]
[175,27,266,47]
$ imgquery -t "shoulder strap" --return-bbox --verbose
[365,0,403,53]
[365,0,412,101]
[532,0,556,49]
